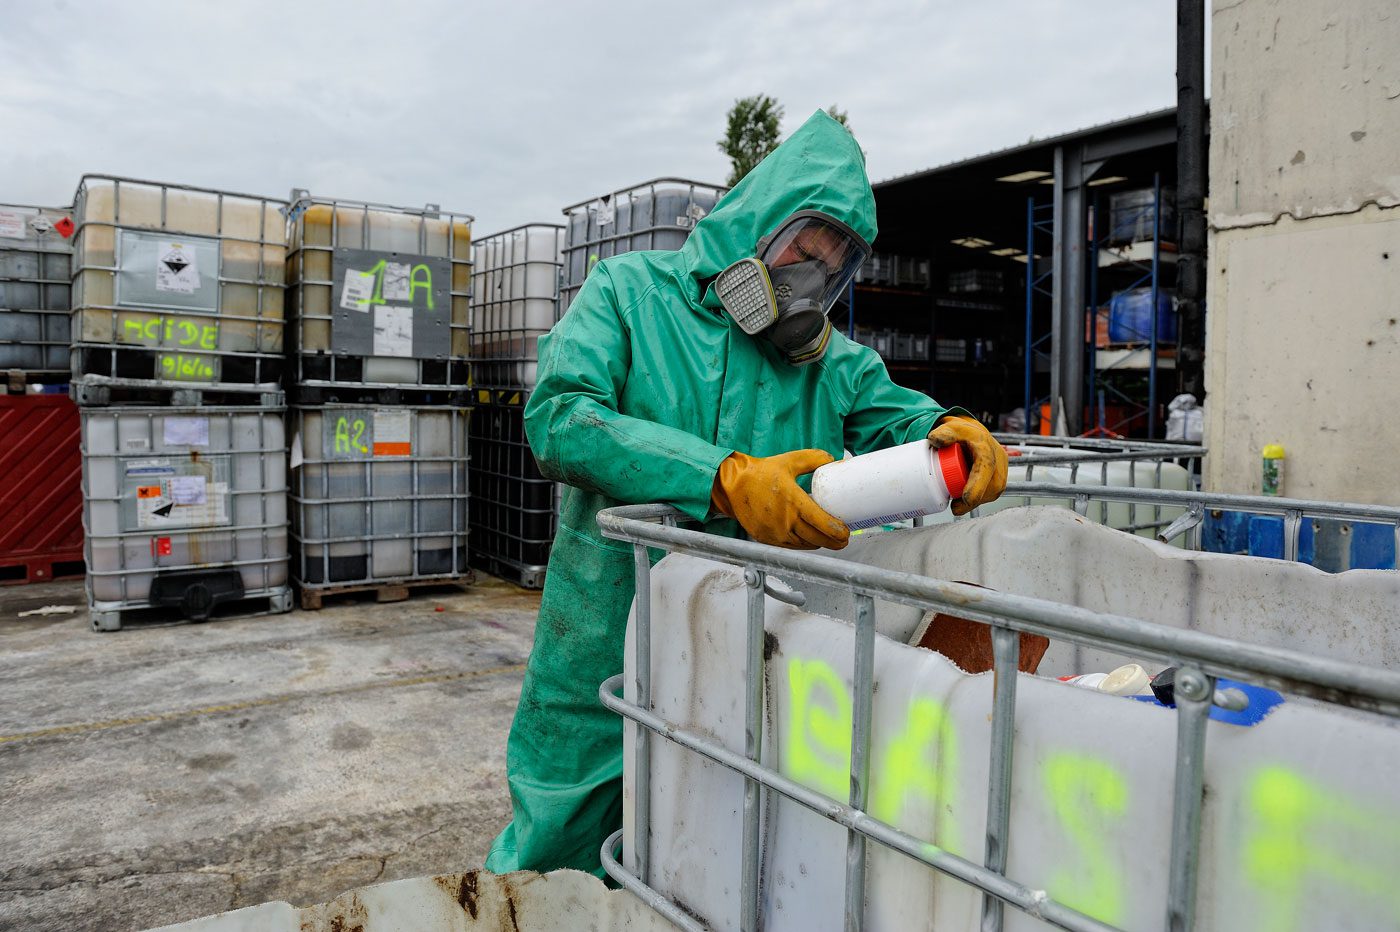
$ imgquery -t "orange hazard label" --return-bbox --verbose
[373,442,412,457]
[137,485,163,499]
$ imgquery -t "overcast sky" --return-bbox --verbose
[2,1,1183,236]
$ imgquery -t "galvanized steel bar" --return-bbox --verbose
[1004,482,1400,526]
[596,506,1400,714]
[741,568,766,932]
[600,675,1120,932]
[601,829,709,932]
[981,626,1021,932]
[845,594,876,932]
[1283,509,1302,563]
[1166,667,1213,932]
[633,543,653,884]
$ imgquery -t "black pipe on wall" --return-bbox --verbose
[1176,0,1208,400]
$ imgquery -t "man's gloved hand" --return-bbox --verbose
[711,450,850,550]
[928,415,1009,516]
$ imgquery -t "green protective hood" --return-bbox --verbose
[685,110,876,306]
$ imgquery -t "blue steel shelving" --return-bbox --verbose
[1022,199,1055,433]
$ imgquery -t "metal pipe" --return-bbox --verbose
[741,569,766,932]
[1165,667,1212,932]
[601,830,709,932]
[981,626,1020,932]
[596,506,1400,714]
[845,595,876,932]
[600,676,1120,932]
[633,544,653,884]
[1176,0,1208,399]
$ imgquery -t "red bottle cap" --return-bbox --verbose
[937,443,970,500]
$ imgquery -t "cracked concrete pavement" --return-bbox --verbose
[0,576,539,932]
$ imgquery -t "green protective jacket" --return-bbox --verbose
[485,110,967,876]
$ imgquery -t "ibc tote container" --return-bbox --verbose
[285,194,472,397]
[69,176,286,397]
[467,397,556,588]
[81,406,291,631]
[469,224,563,390]
[289,405,470,604]
[0,203,74,380]
[560,178,725,315]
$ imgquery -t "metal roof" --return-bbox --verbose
[874,105,1182,189]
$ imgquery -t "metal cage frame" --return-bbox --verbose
[594,493,1400,932]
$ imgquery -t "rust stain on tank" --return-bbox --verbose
[433,870,480,919]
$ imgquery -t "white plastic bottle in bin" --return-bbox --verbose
[810,439,969,530]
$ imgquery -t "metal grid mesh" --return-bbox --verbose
[80,406,289,612]
[469,224,563,391]
[70,175,287,391]
[560,178,726,315]
[289,405,470,588]
[466,397,554,588]
[595,492,1400,932]
[285,193,474,392]
[0,203,73,379]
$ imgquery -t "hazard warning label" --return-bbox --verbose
[156,241,201,294]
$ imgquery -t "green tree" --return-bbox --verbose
[826,104,850,130]
[718,94,784,186]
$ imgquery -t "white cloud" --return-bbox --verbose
[0,0,1177,234]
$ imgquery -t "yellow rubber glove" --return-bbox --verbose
[711,450,850,550]
[927,415,1009,516]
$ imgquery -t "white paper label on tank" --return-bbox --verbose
[340,269,376,311]
[0,210,25,239]
[163,417,209,447]
[371,409,412,456]
[381,262,411,302]
[124,438,151,451]
[597,203,615,227]
[169,475,207,505]
[126,459,174,476]
[155,241,201,293]
[372,305,413,357]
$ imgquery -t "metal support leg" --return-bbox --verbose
[742,568,767,932]
[981,626,1021,932]
[633,544,653,884]
[845,594,876,932]
[1166,666,1213,932]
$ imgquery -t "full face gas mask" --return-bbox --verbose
[714,210,872,366]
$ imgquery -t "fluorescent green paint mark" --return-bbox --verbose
[1044,753,1128,925]
[1244,766,1400,932]
[872,698,960,855]
[409,263,435,309]
[784,657,850,800]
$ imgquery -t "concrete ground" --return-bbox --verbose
[0,576,540,932]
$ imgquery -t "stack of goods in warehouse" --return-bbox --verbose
[69,176,292,631]
[1101,186,1179,349]
[0,202,84,586]
[467,224,563,588]
[284,193,474,609]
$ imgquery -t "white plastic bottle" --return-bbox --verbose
[809,439,969,530]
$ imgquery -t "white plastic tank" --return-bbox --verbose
[70,176,286,390]
[469,224,563,389]
[81,406,290,629]
[0,203,73,377]
[290,405,469,588]
[560,178,725,315]
[286,195,473,390]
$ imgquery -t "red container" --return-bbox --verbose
[0,394,85,584]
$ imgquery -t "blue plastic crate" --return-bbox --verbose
[1108,288,1176,344]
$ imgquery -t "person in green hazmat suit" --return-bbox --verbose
[485,110,1009,876]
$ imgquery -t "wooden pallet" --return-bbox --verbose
[296,574,475,611]
[0,552,86,587]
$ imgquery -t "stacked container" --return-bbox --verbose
[284,193,473,608]
[1,203,85,586]
[468,225,563,588]
[70,176,292,630]
[559,178,725,315]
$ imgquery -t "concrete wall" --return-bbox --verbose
[1205,0,1400,504]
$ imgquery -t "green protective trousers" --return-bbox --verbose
[485,110,967,876]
